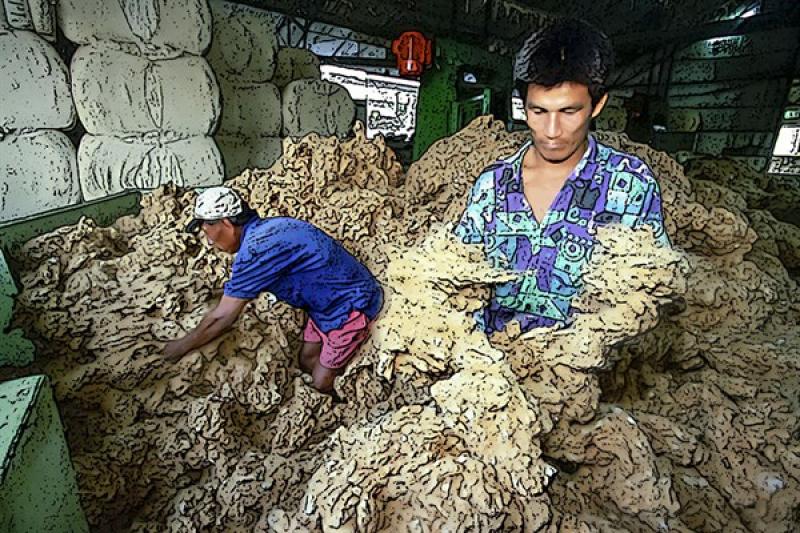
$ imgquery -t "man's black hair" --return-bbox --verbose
[514,18,614,106]
[228,199,258,226]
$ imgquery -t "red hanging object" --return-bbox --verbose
[391,31,433,77]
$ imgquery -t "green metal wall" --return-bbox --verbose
[0,192,141,252]
[413,38,513,161]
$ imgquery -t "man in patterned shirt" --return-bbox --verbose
[455,18,670,334]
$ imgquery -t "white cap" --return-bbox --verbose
[186,187,245,232]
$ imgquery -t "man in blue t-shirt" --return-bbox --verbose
[165,187,383,393]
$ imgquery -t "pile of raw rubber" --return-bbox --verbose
[8,117,800,531]
[685,157,800,273]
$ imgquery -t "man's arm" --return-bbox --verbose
[164,295,249,359]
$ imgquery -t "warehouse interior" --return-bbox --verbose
[1,0,799,531]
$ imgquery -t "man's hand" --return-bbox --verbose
[164,338,189,361]
[160,296,249,363]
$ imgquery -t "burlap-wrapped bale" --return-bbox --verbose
[0,1,56,37]
[282,79,355,138]
[0,29,75,130]
[71,45,220,136]
[217,80,281,138]
[78,135,223,200]
[215,134,283,176]
[206,2,278,83]
[272,47,321,89]
[0,130,80,223]
[57,0,211,57]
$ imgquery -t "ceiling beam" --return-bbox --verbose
[228,0,556,45]
[231,1,479,40]
[228,0,800,66]
[614,3,800,57]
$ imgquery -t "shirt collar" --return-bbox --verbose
[574,134,597,177]
[238,216,259,244]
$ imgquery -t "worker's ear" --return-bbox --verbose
[591,92,609,118]
[221,218,235,231]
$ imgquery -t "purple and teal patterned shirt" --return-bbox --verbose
[455,135,670,334]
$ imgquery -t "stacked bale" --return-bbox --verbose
[58,0,223,200]
[281,79,355,138]
[207,1,282,177]
[207,0,350,176]
[0,14,79,223]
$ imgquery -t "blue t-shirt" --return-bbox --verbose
[223,217,383,332]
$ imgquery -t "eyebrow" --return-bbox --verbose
[527,102,586,111]
[527,103,585,113]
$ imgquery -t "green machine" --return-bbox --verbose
[413,37,514,161]
[0,375,88,532]
[0,251,32,369]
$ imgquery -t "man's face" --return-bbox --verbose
[201,219,240,253]
[525,82,608,164]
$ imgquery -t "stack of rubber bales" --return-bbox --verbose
[208,0,355,176]
[0,4,79,222]
[58,0,224,200]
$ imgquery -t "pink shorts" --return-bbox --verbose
[303,310,373,369]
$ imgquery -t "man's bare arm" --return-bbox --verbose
[164,295,249,359]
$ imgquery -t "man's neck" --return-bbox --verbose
[232,225,245,253]
[525,138,588,180]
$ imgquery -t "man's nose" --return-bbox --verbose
[544,113,562,138]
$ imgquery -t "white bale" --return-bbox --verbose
[217,80,281,138]
[157,56,221,136]
[0,0,56,37]
[207,3,278,83]
[78,135,223,200]
[215,134,282,177]
[273,47,321,88]
[57,0,131,44]
[0,29,75,129]
[156,56,222,135]
[0,130,80,223]
[71,46,151,134]
[58,0,211,57]
[282,80,356,138]
[29,0,57,38]
[71,45,220,136]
